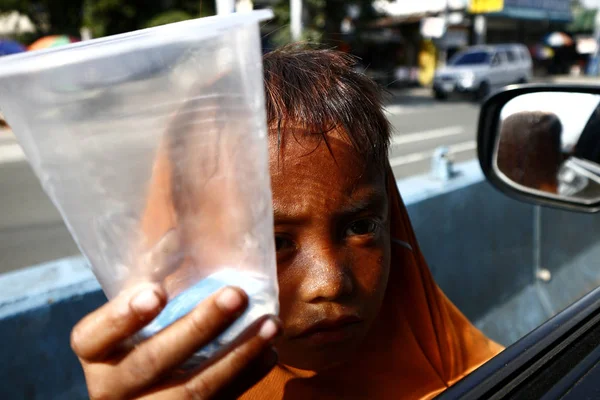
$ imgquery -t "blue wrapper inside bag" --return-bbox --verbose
[138,268,276,370]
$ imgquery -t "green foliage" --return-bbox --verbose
[270,0,325,46]
[269,0,382,48]
[4,0,215,39]
[4,0,382,45]
[567,7,597,33]
[145,10,194,28]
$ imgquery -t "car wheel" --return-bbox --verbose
[434,89,448,101]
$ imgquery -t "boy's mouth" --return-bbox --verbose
[291,315,363,345]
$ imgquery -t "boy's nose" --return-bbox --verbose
[299,249,353,303]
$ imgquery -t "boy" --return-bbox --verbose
[72,46,502,400]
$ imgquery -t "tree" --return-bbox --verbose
[270,0,326,46]
[268,0,387,49]
[145,1,215,28]
[145,10,194,28]
[82,0,215,38]
[1,0,216,39]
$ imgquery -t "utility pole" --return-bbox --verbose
[291,0,303,41]
[439,0,450,66]
[589,9,600,76]
[236,0,254,13]
[473,14,486,45]
[215,0,253,15]
[216,0,235,15]
[468,0,494,46]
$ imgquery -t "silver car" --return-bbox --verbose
[433,44,533,101]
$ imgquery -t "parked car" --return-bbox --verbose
[433,44,533,101]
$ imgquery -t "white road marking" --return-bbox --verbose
[389,140,476,167]
[384,105,409,115]
[384,104,433,115]
[0,143,26,164]
[449,141,478,153]
[391,126,465,146]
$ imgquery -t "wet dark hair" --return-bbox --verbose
[166,46,392,214]
[497,111,563,191]
[262,45,391,169]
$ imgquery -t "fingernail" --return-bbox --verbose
[131,288,161,314]
[216,287,244,312]
[258,318,279,341]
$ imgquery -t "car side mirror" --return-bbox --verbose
[478,85,600,213]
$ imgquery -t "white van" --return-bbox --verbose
[433,44,533,101]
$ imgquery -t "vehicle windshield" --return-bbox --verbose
[450,51,491,66]
[2,11,596,400]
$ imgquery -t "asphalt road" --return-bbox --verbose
[387,90,479,179]
[0,91,480,274]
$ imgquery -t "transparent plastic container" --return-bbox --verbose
[0,10,278,367]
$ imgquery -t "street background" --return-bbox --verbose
[1,74,596,275]
[1,0,600,274]
[0,88,478,273]
[6,4,600,398]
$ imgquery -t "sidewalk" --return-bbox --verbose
[535,74,600,86]
[388,86,431,98]
[0,127,15,142]
[387,75,600,99]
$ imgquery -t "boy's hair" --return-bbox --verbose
[263,46,391,168]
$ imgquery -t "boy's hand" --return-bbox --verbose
[72,284,280,399]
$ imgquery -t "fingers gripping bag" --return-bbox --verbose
[0,10,278,369]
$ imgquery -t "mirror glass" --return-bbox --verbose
[495,92,600,204]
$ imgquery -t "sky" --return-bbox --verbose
[583,0,600,8]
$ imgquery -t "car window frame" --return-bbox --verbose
[505,49,518,64]
[450,50,492,66]
[491,52,503,67]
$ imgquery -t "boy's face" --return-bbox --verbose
[268,127,391,371]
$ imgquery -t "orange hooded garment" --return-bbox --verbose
[239,167,503,400]
[139,135,503,399]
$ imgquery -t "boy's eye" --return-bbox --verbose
[275,235,294,252]
[345,219,379,236]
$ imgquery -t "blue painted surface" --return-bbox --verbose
[398,159,485,206]
[0,286,105,400]
[398,161,537,321]
[0,256,99,320]
[3,159,600,397]
[540,206,600,315]
[407,179,535,322]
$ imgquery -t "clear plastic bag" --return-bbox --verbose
[0,10,278,367]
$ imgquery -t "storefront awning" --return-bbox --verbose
[372,0,466,17]
[490,0,572,22]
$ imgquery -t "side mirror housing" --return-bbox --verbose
[478,84,600,213]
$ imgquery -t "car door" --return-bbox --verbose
[496,50,516,86]
[488,51,509,88]
[504,49,519,84]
